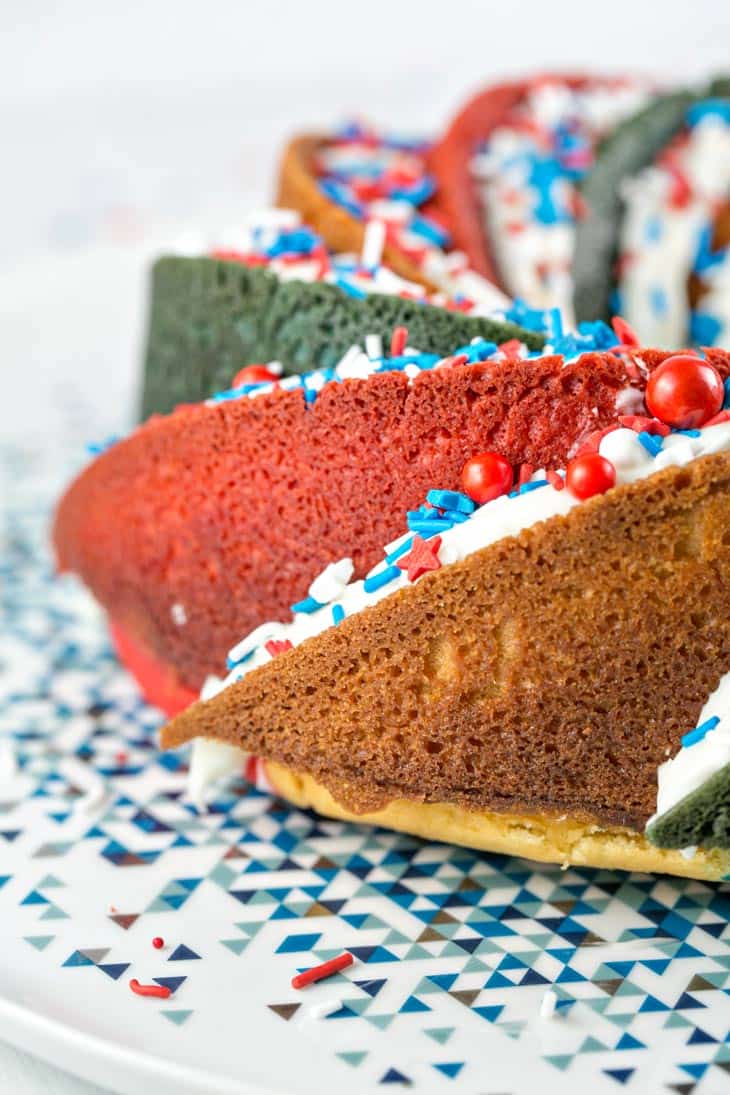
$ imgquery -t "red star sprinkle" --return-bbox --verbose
[397,535,443,582]
[265,639,293,657]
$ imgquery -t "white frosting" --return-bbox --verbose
[651,672,730,821]
[619,113,730,347]
[471,81,649,322]
[188,737,247,811]
[186,419,730,808]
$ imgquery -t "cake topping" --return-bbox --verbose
[469,78,650,320]
[129,978,172,999]
[645,353,724,428]
[460,452,514,504]
[291,951,354,990]
[565,452,617,499]
[396,534,443,582]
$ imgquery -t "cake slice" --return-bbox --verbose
[162,392,730,879]
[430,74,651,322]
[56,321,714,706]
[573,79,730,340]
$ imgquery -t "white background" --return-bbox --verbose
[2,2,730,1090]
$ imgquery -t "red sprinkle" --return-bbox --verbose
[516,463,535,489]
[498,339,523,359]
[611,316,640,348]
[397,534,442,582]
[265,639,294,657]
[152,936,164,949]
[232,364,279,388]
[390,326,408,357]
[244,755,258,784]
[291,952,354,990]
[574,424,620,456]
[129,978,171,999]
[546,469,565,491]
[618,415,670,436]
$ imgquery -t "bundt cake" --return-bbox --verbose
[161,350,730,880]
[55,312,709,708]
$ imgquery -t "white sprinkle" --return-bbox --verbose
[365,333,383,361]
[309,997,342,1020]
[680,845,698,860]
[361,219,386,270]
[335,345,375,381]
[308,558,354,605]
[171,603,187,627]
[539,989,558,1019]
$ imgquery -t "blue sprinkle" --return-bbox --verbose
[681,716,721,749]
[446,510,469,524]
[388,177,435,205]
[687,98,730,127]
[333,277,367,300]
[693,223,725,277]
[637,431,663,457]
[332,604,345,626]
[226,648,254,671]
[518,479,549,495]
[363,565,402,593]
[690,311,722,346]
[385,536,414,564]
[262,227,320,258]
[675,428,701,438]
[548,308,564,341]
[724,377,730,410]
[576,320,620,350]
[407,518,454,538]
[504,299,550,334]
[290,595,324,615]
[407,509,438,524]
[409,213,450,248]
[304,388,318,404]
[319,179,364,219]
[86,436,119,456]
[427,489,476,515]
[649,285,668,317]
[644,216,663,244]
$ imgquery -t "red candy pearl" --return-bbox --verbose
[566,453,616,500]
[461,453,514,504]
[232,364,278,387]
[645,354,723,429]
[152,936,164,949]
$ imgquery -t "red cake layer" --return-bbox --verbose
[109,621,197,716]
[53,349,730,692]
